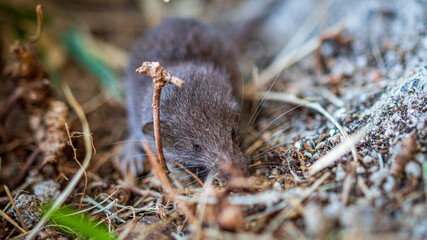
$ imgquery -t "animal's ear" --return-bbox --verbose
[142,121,167,140]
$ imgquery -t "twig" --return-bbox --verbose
[0,87,23,123]
[26,83,93,240]
[265,172,331,233]
[117,179,162,198]
[65,123,88,210]
[300,172,331,200]
[136,61,185,174]
[30,5,43,43]
[357,176,373,201]
[309,124,371,175]
[340,164,355,206]
[67,189,121,216]
[170,160,204,187]
[4,186,28,231]
[14,148,40,188]
[141,139,197,225]
[0,209,26,234]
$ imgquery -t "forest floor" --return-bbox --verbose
[0,0,426,239]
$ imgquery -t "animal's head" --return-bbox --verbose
[142,63,246,180]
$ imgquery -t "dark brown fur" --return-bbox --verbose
[123,18,246,178]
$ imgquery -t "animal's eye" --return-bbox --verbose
[193,143,203,152]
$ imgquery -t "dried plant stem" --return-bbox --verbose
[30,5,43,43]
[142,139,197,225]
[4,186,27,231]
[340,164,356,206]
[171,160,204,187]
[0,209,26,234]
[14,148,40,188]
[0,87,23,123]
[152,83,168,172]
[265,172,331,233]
[136,61,185,174]
[309,125,371,175]
[117,179,162,198]
[26,84,93,240]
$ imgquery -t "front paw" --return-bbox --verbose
[115,138,146,179]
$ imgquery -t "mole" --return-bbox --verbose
[121,18,246,180]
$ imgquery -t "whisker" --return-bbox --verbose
[186,174,208,188]
[243,72,282,138]
[249,105,302,143]
[247,141,287,159]
[244,131,291,157]
[176,169,209,183]
[241,106,296,148]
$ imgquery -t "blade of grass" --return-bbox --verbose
[48,205,115,240]
[63,29,123,101]
[26,83,93,240]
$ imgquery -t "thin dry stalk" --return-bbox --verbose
[117,179,162,198]
[135,61,185,174]
[141,139,197,225]
[0,209,26,234]
[340,164,356,206]
[265,172,331,233]
[30,5,43,43]
[14,148,40,188]
[357,176,373,201]
[66,188,121,216]
[171,160,204,187]
[26,84,93,240]
[309,124,371,175]
[4,186,28,231]
[65,123,88,210]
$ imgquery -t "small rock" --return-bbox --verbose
[324,199,342,219]
[356,166,366,174]
[383,175,395,192]
[218,205,244,231]
[294,141,302,151]
[32,180,61,202]
[369,168,390,187]
[304,203,333,237]
[335,166,346,181]
[405,162,421,178]
[339,204,375,232]
[273,182,282,191]
[11,193,43,229]
[362,155,374,164]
